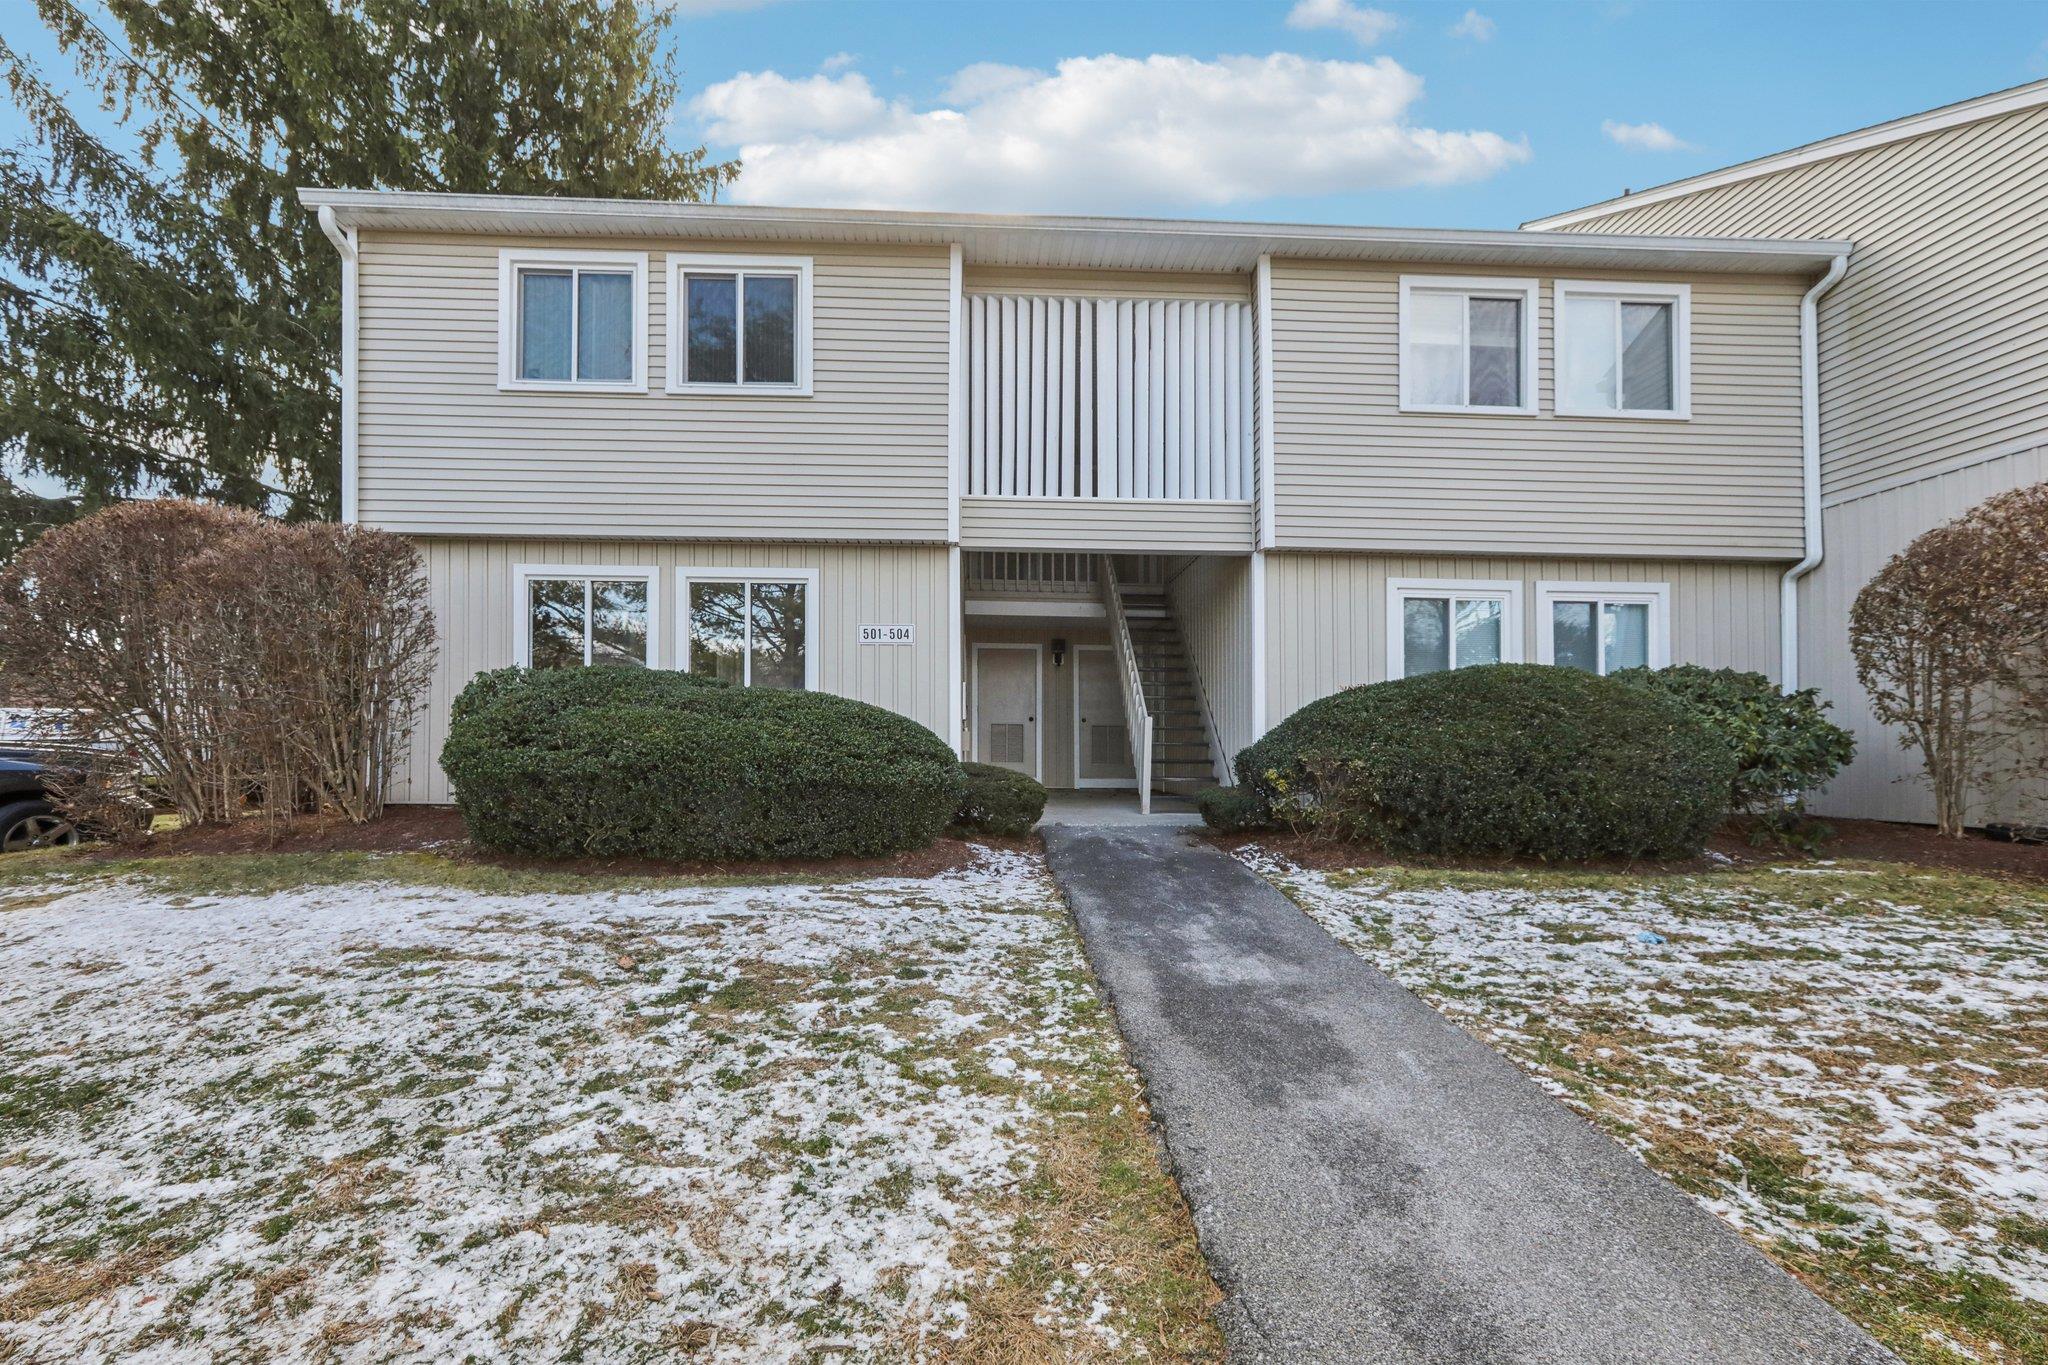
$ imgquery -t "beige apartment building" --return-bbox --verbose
[303,79,2044,821]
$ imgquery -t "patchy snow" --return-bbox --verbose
[1245,851,2048,1327]
[0,850,1142,1362]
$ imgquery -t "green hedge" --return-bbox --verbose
[442,667,964,860]
[1611,664,1854,815]
[950,761,1047,838]
[1221,663,1735,859]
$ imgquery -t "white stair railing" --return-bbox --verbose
[1101,557,1154,815]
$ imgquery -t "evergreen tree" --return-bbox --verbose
[0,0,733,547]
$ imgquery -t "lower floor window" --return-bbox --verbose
[1538,583,1669,674]
[1388,580,1522,678]
[686,574,811,688]
[524,573,652,668]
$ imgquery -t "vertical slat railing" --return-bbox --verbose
[1101,556,1154,814]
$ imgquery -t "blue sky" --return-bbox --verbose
[4,0,2045,229]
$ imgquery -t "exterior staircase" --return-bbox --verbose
[1113,582,1218,797]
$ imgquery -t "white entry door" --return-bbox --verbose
[1074,646,1136,788]
[973,645,1041,779]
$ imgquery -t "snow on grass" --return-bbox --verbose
[1245,851,2048,1365]
[0,849,1218,1363]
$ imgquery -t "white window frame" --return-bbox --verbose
[1385,578,1525,680]
[1397,275,1540,416]
[1552,280,1692,420]
[667,253,814,396]
[512,563,661,668]
[497,249,649,393]
[677,566,822,688]
[1535,581,1673,673]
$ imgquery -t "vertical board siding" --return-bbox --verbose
[1262,552,1785,728]
[1801,447,2048,823]
[398,537,952,804]
[1267,262,1807,557]
[356,233,951,541]
[1555,104,2048,504]
[1166,555,1255,780]
[965,294,1254,501]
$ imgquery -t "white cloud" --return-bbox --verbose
[1285,0,1399,46]
[1448,9,1496,40]
[1601,119,1693,152]
[819,51,858,74]
[693,53,1529,213]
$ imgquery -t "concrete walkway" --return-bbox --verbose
[1041,823,1895,1365]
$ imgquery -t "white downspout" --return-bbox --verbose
[1779,252,1848,691]
[316,205,359,524]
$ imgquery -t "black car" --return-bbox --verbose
[0,745,81,852]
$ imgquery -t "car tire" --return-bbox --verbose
[0,800,78,853]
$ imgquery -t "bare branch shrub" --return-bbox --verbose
[0,500,436,829]
[1848,482,2048,835]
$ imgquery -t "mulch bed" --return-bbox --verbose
[1210,817,2048,884]
[90,804,1037,881]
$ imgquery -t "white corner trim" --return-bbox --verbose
[948,545,965,757]
[316,206,358,523]
[947,244,964,544]
[511,563,661,668]
[675,565,822,689]
[1385,577,1526,680]
[1532,581,1673,670]
[1396,275,1540,416]
[1524,78,2048,230]
[665,252,814,396]
[1254,255,1278,551]
[496,248,650,394]
[1551,279,1693,421]
[1249,551,1268,737]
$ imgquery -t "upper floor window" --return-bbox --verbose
[681,568,817,689]
[1536,582,1671,674]
[1554,281,1691,419]
[1398,276,1538,415]
[668,254,813,395]
[497,250,648,392]
[1387,578,1524,678]
[515,565,657,669]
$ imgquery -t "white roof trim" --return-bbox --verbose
[1524,78,2048,230]
[299,188,1851,276]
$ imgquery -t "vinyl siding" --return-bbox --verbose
[356,233,951,541]
[1166,554,1254,780]
[959,497,1255,552]
[1553,103,2048,503]
[1268,261,1808,557]
[1262,552,1784,728]
[1800,445,2048,823]
[962,266,1251,300]
[398,537,953,804]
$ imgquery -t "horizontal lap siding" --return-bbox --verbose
[1263,552,1784,729]
[357,234,951,541]
[1557,105,2048,504]
[958,497,1254,552]
[1269,261,1806,557]
[399,537,953,804]
[1800,446,2048,823]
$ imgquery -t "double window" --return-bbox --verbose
[498,251,647,391]
[1389,578,1673,680]
[1398,277,1539,414]
[1387,580,1524,678]
[1536,583,1670,674]
[516,567,657,669]
[668,254,812,394]
[1554,281,1691,419]
[682,570,816,689]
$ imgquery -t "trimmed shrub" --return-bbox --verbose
[1611,664,1854,816]
[1232,664,1735,859]
[950,762,1047,838]
[1196,785,1266,834]
[441,668,963,860]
